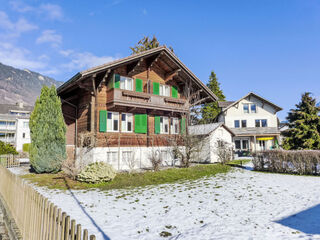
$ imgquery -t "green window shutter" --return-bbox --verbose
[135,78,143,92]
[134,114,147,133]
[153,82,160,95]
[154,116,160,134]
[99,110,107,132]
[181,117,186,134]
[172,86,178,98]
[114,74,120,89]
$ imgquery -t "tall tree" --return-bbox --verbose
[130,35,174,54]
[282,92,320,150]
[200,71,226,123]
[29,85,66,173]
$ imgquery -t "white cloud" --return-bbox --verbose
[39,3,63,21]
[0,11,37,38]
[36,30,62,47]
[0,42,47,70]
[9,1,33,13]
[60,50,116,71]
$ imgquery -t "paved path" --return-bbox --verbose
[0,203,9,240]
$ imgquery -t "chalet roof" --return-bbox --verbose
[230,127,280,136]
[0,103,33,115]
[218,101,235,108]
[57,46,218,101]
[188,122,235,136]
[221,92,282,113]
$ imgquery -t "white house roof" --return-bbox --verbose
[188,123,235,136]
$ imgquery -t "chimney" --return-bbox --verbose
[16,102,24,108]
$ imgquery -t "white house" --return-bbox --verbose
[0,102,33,151]
[216,92,282,156]
[188,123,234,163]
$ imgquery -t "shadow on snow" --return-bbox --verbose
[275,204,320,235]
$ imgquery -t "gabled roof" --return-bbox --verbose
[0,103,33,114]
[57,46,218,101]
[221,92,282,113]
[218,101,235,108]
[188,122,235,136]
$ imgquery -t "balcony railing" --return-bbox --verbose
[107,88,189,112]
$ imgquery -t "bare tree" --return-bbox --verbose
[214,139,233,164]
[148,148,163,171]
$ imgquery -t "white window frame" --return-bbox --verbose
[106,151,118,164]
[120,76,133,91]
[243,103,249,113]
[251,104,257,113]
[107,112,119,132]
[160,116,169,134]
[160,84,170,97]
[121,113,133,132]
[241,120,247,128]
[23,121,29,128]
[170,118,179,134]
[122,151,133,163]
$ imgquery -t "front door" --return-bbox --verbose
[258,140,266,151]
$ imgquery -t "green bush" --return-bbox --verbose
[0,141,18,155]
[29,85,66,173]
[23,143,30,153]
[77,162,117,183]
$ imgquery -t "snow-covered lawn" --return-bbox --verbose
[14,164,320,239]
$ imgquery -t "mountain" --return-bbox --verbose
[0,62,63,106]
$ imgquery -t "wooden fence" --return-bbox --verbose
[0,154,20,168]
[0,165,97,240]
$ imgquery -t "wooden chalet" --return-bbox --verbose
[57,46,217,169]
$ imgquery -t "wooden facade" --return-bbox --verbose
[58,47,217,149]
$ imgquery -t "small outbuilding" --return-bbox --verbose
[188,123,235,163]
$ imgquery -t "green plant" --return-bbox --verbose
[22,143,30,153]
[77,162,117,183]
[0,141,18,155]
[29,85,66,173]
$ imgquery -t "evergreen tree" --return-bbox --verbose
[29,85,66,173]
[0,141,18,155]
[130,35,174,54]
[200,71,226,123]
[282,92,320,150]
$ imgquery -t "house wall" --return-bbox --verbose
[209,127,233,163]
[222,96,278,129]
[15,118,30,151]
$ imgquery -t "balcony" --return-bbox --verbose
[106,88,189,112]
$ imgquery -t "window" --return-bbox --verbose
[0,121,5,126]
[23,122,29,128]
[161,150,170,161]
[120,76,133,91]
[255,119,260,127]
[170,118,179,134]
[243,104,249,113]
[122,151,133,163]
[261,119,268,127]
[251,104,257,113]
[8,122,15,126]
[121,113,133,132]
[160,84,170,97]
[255,119,268,127]
[107,112,119,132]
[242,140,249,149]
[106,151,118,164]
[23,133,25,138]
[160,116,169,134]
[234,120,240,128]
[235,140,241,149]
[241,120,247,128]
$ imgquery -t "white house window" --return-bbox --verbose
[107,112,119,132]
[255,119,268,127]
[235,140,241,149]
[242,140,249,150]
[120,76,133,91]
[161,150,170,161]
[170,118,179,134]
[234,120,240,128]
[160,84,170,97]
[122,151,133,163]
[106,151,118,164]
[241,120,247,128]
[243,104,249,113]
[121,113,133,132]
[23,133,25,138]
[160,116,169,134]
[23,122,29,128]
[251,104,257,113]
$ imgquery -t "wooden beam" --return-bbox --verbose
[192,96,211,106]
[165,69,181,82]
[127,58,144,76]
[147,52,163,69]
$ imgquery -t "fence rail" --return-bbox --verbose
[0,165,97,240]
[0,154,20,168]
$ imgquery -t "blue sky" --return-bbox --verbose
[0,0,319,120]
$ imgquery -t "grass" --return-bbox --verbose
[228,159,251,166]
[21,164,230,191]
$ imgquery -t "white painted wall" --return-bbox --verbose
[221,96,279,129]
[209,127,233,163]
[15,118,31,151]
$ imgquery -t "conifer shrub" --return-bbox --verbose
[0,141,18,155]
[77,162,117,183]
[29,86,66,173]
[253,150,320,175]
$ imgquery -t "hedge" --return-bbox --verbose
[252,150,320,175]
[23,143,30,153]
